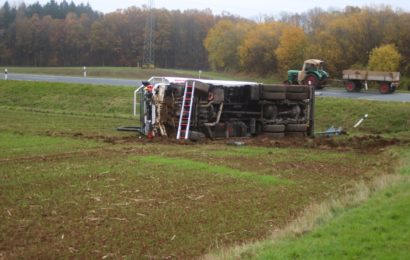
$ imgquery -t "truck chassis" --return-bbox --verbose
[134,77,315,140]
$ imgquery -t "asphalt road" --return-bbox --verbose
[4,73,142,87]
[3,73,410,102]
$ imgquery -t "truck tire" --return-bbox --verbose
[261,92,286,100]
[263,124,285,132]
[286,92,309,100]
[286,85,309,93]
[286,124,307,132]
[264,132,285,138]
[263,85,287,92]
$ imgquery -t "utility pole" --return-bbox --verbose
[143,0,155,68]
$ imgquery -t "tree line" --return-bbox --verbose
[205,6,409,77]
[0,2,409,77]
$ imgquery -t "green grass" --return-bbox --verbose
[232,147,410,260]
[315,97,410,136]
[0,132,103,158]
[137,155,284,185]
[0,80,134,116]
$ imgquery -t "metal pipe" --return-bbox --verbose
[204,103,224,127]
[134,85,145,117]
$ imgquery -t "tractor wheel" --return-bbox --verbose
[263,85,287,92]
[286,85,309,93]
[379,82,391,94]
[264,132,285,138]
[261,91,286,100]
[286,92,309,100]
[263,124,285,133]
[304,75,319,88]
[286,124,307,132]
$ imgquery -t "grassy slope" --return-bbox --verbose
[1,80,409,137]
[315,97,410,137]
[0,80,409,258]
[232,148,410,260]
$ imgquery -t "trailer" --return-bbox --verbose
[343,70,400,94]
[132,77,315,140]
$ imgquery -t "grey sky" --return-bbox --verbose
[7,0,410,18]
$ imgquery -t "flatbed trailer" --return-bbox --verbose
[343,70,400,94]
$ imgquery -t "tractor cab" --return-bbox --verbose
[287,59,329,89]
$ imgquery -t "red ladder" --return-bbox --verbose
[176,81,195,139]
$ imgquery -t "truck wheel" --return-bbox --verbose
[286,85,309,93]
[261,92,286,100]
[263,85,287,92]
[286,124,307,132]
[379,83,391,94]
[286,92,309,100]
[263,124,285,132]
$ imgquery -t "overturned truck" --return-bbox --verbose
[133,77,315,140]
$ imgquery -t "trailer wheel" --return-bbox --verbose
[286,124,307,132]
[261,91,286,100]
[263,85,287,92]
[263,124,285,132]
[286,92,309,100]
[345,81,356,92]
[379,82,391,94]
[264,132,285,138]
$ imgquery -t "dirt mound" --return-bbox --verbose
[44,131,406,153]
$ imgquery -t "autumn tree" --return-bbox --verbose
[204,19,253,71]
[368,44,401,71]
[275,25,308,75]
[238,22,285,74]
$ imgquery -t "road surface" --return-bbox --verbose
[3,73,410,102]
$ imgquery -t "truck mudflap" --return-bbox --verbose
[134,77,315,140]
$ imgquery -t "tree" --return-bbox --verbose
[368,44,401,71]
[204,19,253,71]
[238,22,285,74]
[275,25,308,75]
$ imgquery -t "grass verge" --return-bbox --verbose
[207,147,410,259]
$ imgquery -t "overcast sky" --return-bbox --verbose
[7,0,410,18]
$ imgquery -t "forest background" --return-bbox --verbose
[0,0,409,78]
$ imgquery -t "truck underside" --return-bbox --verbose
[135,77,315,140]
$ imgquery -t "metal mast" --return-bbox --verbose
[143,0,155,68]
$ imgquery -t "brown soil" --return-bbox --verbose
[44,130,406,154]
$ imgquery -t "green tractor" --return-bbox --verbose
[285,59,329,89]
